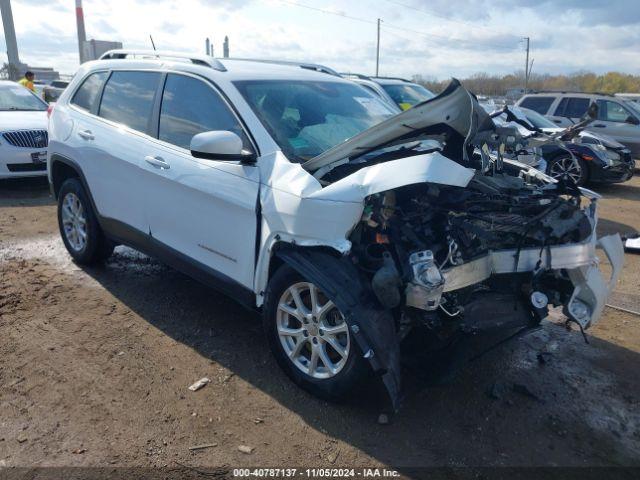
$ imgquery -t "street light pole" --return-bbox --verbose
[524,36,530,93]
[375,18,381,77]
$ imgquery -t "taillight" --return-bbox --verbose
[47,104,54,119]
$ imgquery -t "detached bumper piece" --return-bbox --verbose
[625,235,640,254]
[566,234,624,329]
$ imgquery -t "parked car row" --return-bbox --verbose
[516,91,640,156]
[340,74,636,188]
[485,104,635,186]
[43,50,624,410]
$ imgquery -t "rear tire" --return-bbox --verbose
[263,265,369,401]
[57,178,114,264]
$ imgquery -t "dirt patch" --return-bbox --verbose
[1,176,640,470]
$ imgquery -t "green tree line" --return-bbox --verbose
[415,71,640,96]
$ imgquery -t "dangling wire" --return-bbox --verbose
[565,318,590,344]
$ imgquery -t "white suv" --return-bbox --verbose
[48,51,623,409]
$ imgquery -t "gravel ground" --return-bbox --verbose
[1,173,640,474]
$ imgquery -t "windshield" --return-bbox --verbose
[380,83,435,110]
[0,85,48,111]
[234,80,396,162]
[625,100,640,117]
[521,107,558,129]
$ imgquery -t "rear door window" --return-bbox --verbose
[71,72,108,113]
[98,71,162,134]
[158,74,250,150]
[519,96,554,114]
[564,97,590,118]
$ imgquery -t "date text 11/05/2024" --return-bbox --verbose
[232,468,401,478]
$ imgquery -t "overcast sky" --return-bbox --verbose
[1,0,639,79]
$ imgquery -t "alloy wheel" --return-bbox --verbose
[549,156,583,184]
[276,282,350,379]
[61,192,88,252]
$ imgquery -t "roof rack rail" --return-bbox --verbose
[223,58,339,76]
[371,76,412,83]
[530,90,614,97]
[99,49,227,72]
[340,72,373,80]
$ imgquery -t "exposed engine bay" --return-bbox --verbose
[350,172,598,339]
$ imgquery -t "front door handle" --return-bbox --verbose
[77,129,94,140]
[144,155,170,169]
[593,124,606,128]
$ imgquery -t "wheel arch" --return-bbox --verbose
[50,155,103,219]
[255,237,350,308]
[50,155,84,198]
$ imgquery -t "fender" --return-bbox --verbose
[276,247,401,412]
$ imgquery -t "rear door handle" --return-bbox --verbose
[77,129,94,140]
[144,155,170,169]
[593,124,606,128]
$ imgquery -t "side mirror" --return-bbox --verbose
[190,131,257,163]
[625,115,640,126]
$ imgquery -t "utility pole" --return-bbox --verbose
[76,0,87,64]
[0,0,21,79]
[375,18,381,77]
[223,36,229,58]
[523,36,530,93]
[206,37,210,56]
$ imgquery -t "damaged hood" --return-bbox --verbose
[306,152,475,202]
[580,130,627,150]
[302,79,494,175]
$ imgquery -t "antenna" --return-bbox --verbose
[149,35,156,51]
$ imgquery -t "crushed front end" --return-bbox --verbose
[350,173,623,346]
[299,79,624,409]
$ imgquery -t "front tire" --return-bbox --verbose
[263,265,368,401]
[547,154,588,186]
[58,178,114,264]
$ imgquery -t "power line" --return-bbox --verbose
[381,23,518,51]
[384,0,520,37]
[276,0,376,26]
[277,0,519,51]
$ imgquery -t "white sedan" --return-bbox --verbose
[0,80,49,179]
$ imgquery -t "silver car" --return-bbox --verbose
[516,92,640,156]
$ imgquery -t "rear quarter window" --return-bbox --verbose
[71,72,108,112]
[519,96,554,115]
